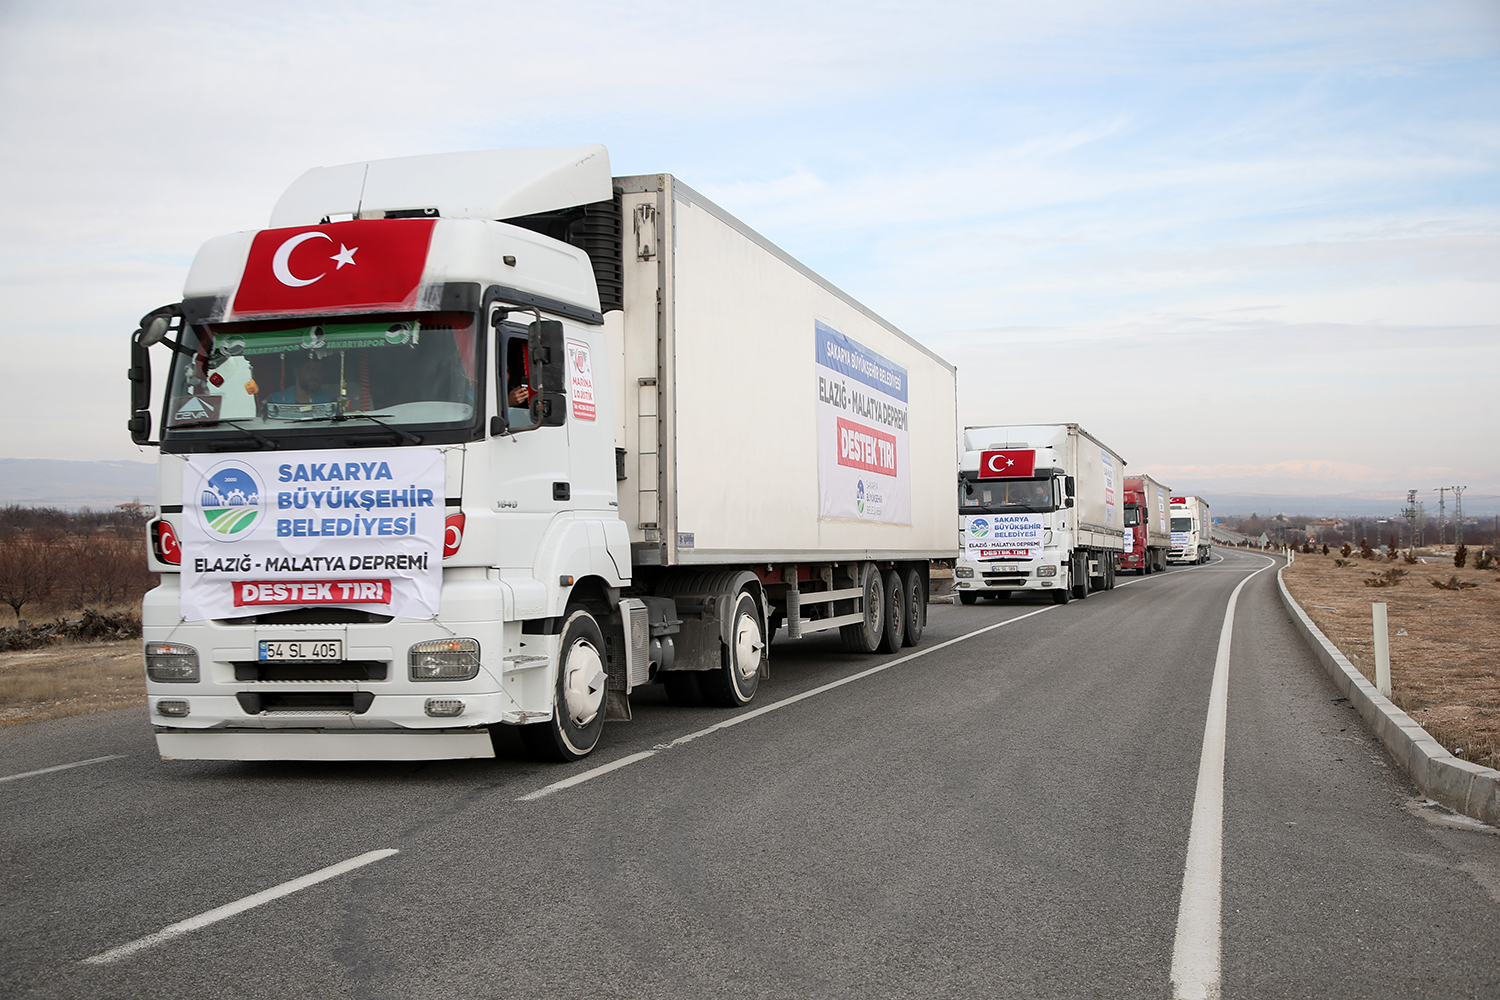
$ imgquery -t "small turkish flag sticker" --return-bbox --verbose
[978,449,1036,479]
[232,219,436,316]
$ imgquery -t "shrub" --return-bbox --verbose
[1341,542,1352,558]
[1403,550,1418,564]
[1322,544,1329,555]
[1454,544,1468,569]
[1476,549,1496,571]
[1359,538,1373,560]
[1364,567,1408,588]
[1431,575,1479,592]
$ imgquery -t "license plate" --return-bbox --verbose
[258,640,343,661]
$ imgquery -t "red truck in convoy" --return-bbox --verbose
[1120,474,1171,574]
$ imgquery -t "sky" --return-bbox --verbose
[1,0,1496,514]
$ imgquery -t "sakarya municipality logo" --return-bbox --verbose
[970,518,990,537]
[199,465,263,538]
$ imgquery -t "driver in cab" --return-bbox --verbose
[270,356,336,405]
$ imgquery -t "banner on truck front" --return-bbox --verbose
[179,447,445,621]
[963,513,1044,560]
[815,321,910,524]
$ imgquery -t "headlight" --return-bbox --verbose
[409,638,480,680]
[1036,565,1058,578]
[954,566,974,579]
[146,642,199,682]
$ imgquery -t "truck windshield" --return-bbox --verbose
[1124,506,1141,527]
[161,312,479,448]
[1171,517,1193,531]
[960,477,1055,513]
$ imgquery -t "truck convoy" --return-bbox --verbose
[127,146,958,762]
[953,424,1125,604]
[1168,495,1213,564]
[1120,474,1171,574]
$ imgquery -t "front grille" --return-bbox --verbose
[219,608,394,626]
[233,661,388,682]
[236,691,375,714]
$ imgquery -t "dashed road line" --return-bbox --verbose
[81,849,399,965]
[0,755,125,785]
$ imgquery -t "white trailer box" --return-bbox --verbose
[129,147,957,763]
[953,423,1125,604]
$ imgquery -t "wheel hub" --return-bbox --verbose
[733,612,763,681]
[562,639,606,726]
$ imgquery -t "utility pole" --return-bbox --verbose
[1453,486,1465,548]
[1434,487,1449,546]
[1403,490,1420,549]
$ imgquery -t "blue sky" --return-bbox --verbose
[1,0,1496,512]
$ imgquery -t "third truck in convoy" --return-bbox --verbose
[127,145,958,763]
[953,423,1125,604]
[1168,495,1213,564]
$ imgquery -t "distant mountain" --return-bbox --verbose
[0,458,157,509]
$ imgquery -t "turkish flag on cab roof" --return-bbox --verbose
[232,219,436,316]
[978,449,1036,479]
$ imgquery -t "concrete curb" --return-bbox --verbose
[1276,566,1500,826]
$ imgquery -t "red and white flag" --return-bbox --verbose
[232,219,436,315]
[978,449,1036,479]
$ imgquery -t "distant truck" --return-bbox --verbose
[1121,474,1171,574]
[954,423,1125,604]
[1168,495,1213,564]
[127,146,959,762]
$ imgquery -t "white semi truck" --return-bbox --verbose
[952,424,1125,604]
[1168,495,1213,564]
[127,146,958,762]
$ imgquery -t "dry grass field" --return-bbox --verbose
[1282,547,1500,771]
[0,639,143,727]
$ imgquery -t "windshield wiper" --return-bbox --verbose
[286,410,424,445]
[203,420,279,450]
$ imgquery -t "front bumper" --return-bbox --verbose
[155,727,496,760]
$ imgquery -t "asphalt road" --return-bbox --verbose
[3,548,1498,999]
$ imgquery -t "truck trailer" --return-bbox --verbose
[127,146,958,762]
[952,424,1125,604]
[1168,495,1213,564]
[1121,474,1171,574]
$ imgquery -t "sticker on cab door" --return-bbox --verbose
[567,341,596,420]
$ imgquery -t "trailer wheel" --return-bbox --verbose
[877,568,905,653]
[840,563,884,654]
[900,568,924,646]
[958,592,979,605]
[1105,559,1116,590]
[521,607,607,761]
[701,591,764,707]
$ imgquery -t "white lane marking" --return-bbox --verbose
[81,849,399,965]
[517,606,1056,802]
[1170,554,1274,1000]
[0,755,125,784]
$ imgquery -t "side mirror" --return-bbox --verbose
[1065,497,1075,508]
[527,319,567,427]
[128,332,154,445]
[1064,476,1076,498]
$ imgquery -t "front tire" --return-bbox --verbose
[1070,556,1089,600]
[521,607,608,761]
[958,591,979,605]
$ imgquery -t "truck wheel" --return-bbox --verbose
[700,592,764,707]
[877,568,905,653]
[1105,559,1116,590]
[840,563,884,654]
[520,607,607,761]
[1070,557,1088,600]
[900,567,924,646]
[958,592,978,605]
[1052,587,1071,604]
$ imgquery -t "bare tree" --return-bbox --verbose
[0,538,57,620]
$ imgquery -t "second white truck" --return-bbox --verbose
[953,423,1125,604]
[1169,495,1213,564]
